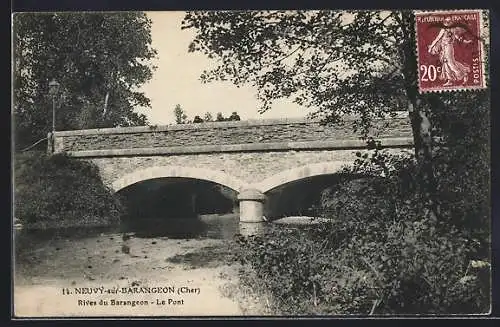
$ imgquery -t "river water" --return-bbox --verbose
[13,214,323,316]
[14,213,325,254]
[14,213,240,248]
[13,213,257,317]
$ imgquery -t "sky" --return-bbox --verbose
[135,11,310,125]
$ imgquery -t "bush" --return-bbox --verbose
[235,148,490,315]
[14,152,124,228]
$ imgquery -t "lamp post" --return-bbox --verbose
[48,79,60,153]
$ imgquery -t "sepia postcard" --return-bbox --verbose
[12,9,492,318]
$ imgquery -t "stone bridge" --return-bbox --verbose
[51,117,414,226]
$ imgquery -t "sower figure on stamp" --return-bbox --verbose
[427,16,473,87]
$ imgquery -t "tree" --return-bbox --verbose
[13,12,157,150]
[181,10,490,219]
[174,104,189,124]
[216,112,225,122]
[228,111,241,121]
[194,111,241,123]
[203,112,214,122]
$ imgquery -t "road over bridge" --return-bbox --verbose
[51,117,414,228]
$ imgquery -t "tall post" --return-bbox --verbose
[52,97,56,135]
[237,188,266,236]
[48,79,60,154]
[51,98,56,153]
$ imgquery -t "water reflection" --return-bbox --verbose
[123,214,240,239]
[14,224,120,246]
[14,215,325,256]
[14,213,242,248]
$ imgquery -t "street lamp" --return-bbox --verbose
[48,79,60,153]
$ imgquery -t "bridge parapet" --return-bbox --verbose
[53,117,413,155]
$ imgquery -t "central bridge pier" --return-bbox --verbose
[237,188,267,235]
[51,117,414,235]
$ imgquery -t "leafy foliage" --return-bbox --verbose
[184,9,490,315]
[182,11,490,210]
[174,106,242,124]
[426,90,490,242]
[13,12,157,149]
[236,150,490,314]
[216,112,225,121]
[215,111,241,122]
[193,115,204,123]
[203,112,214,122]
[182,11,417,126]
[174,104,189,124]
[182,10,488,124]
[14,152,124,228]
[234,91,490,315]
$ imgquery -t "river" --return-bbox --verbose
[13,213,270,317]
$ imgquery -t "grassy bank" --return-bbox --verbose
[234,150,491,315]
[14,151,123,229]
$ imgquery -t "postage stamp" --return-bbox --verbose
[415,10,487,93]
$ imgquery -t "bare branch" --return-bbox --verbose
[275,46,302,64]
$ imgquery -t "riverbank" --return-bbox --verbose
[14,230,267,317]
[14,152,122,230]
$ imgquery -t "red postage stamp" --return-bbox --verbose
[415,10,487,93]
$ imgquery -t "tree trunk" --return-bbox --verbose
[407,96,440,222]
[103,91,110,117]
[400,11,440,221]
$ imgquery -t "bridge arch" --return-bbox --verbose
[254,161,353,193]
[111,165,246,193]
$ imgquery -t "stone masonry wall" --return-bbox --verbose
[89,148,412,191]
[55,117,412,152]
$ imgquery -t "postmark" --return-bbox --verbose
[415,10,487,93]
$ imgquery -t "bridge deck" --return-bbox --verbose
[52,117,414,157]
